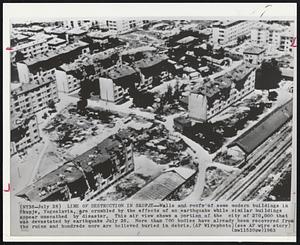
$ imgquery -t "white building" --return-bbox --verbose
[243,46,266,65]
[212,20,255,45]
[106,19,143,34]
[47,37,68,51]
[55,59,96,93]
[188,62,256,122]
[99,65,139,103]
[10,114,41,155]
[10,75,59,116]
[251,23,294,53]
[16,41,90,84]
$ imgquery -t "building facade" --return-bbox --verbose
[251,23,294,53]
[16,41,90,84]
[16,130,134,201]
[212,20,255,45]
[10,76,59,116]
[188,63,256,122]
[243,46,266,65]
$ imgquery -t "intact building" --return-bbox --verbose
[16,130,134,202]
[55,59,96,93]
[11,113,40,155]
[16,41,90,84]
[188,62,256,122]
[106,19,143,34]
[251,23,295,53]
[212,20,255,45]
[243,46,266,65]
[10,75,59,116]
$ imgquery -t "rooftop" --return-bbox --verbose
[192,62,255,98]
[228,99,293,154]
[243,46,266,55]
[48,37,67,46]
[87,30,113,39]
[176,36,198,44]
[121,46,157,56]
[22,41,89,66]
[59,57,93,72]
[67,28,88,36]
[16,130,131,202]
[44,27,67,35]
[134,54,169,70]
[92,48,118,61]
[107,65,137,80]
[131,167,196,201]
[213,20,245,28]
[11,75,55,95]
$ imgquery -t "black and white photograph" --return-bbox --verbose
[9,18,295,202]
[3,2,297,242]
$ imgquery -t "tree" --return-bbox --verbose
[47,99,56,110]
[173,80,181,100]
[165,84,173,104]
[255,58,282,94]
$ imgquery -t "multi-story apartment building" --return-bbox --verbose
[16,130,134,201]
[66,28,88,43]
[243,46,266,65]
[106,19,143,34]
[99,65,140,103]
[188,62,256,122]
[62,19,101,29]
[251,23,294,53]
[47,37,68,51]
[134,54,170,90]
[10,75,59,116]
[16,41,90,84]
[91,48,122,75]
[55,59,96,93]
[11,36,52,64]
[212,20,255,45]
[10,113,41,155]
[87,30,116,44]
[44,26,68,40]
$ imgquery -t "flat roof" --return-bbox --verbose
[107,65,137,80]
[243,46,266,55]
[228,99,293,154]
[176,36,198,44]
[87,30,112,39]
[48,37,67,46]
[22,41,89,66]
[67,28,88,35]
[121,46,156,56]
[213,20,245,28]
[11,75,55,95]
[131,168,195,201]
[134,54,169,70]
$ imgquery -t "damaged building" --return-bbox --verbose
[16,130,134,202]
[188,62,256,122]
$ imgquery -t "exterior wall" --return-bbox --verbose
[188,93,207,122]
[188,69,256,122]
[99,77,115,102]
[55,70,81,94]
[106,20,140,34]
[10,80,59,116]
[10,115,40,155]
[251,26,293,54]
[213,21,254,45]
[16,62,30,83]
[243,52,265,65]
[11,39,49,63]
